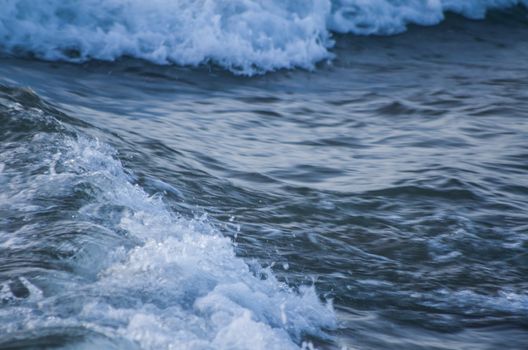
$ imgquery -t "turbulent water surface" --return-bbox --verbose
[1,1,528,349]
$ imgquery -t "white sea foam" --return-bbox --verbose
[0,98,335,348]
[0,0,331,75]
[0,0,526,74]
[71,136,335,348]
[328,0,528,34]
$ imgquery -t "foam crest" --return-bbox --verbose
[72,134,335,348]
[0,0,332,75]
[328,0,528,34]
[1,0,526,74]
[0,95,335,348]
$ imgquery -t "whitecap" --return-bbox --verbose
[1,0,526,74]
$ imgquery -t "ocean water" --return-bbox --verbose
[1,1,528,349]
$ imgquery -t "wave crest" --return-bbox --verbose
[0,85,336,348]
[0,0,526,74]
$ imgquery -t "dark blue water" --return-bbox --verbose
[1,10,528,350]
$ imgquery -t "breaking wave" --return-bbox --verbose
[0,0,526,74]
[0,85,335,349]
